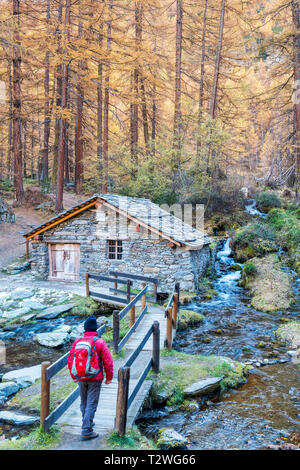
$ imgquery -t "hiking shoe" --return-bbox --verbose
[80,432,99,441]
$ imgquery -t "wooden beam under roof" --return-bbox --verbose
[25,199,98,240]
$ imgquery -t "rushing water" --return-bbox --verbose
[138,230,300,449]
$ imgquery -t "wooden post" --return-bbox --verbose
[126,279,131,303]
[152,321,160,373]
[130,295,135,328]
[141,282,146,309]
[115,367,130,436]
[113,310,120,354]
[40,361,51,432]
[166,307,173,350]
[26,239,29,260]
[175,282,180,304]
[172,292,179,330]
[85,273,90,297]
[153,282,158,303]
[114,274,118,294]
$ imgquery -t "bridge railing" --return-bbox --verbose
[164,282,180,350]
[108,270,158,303]
[40,324,106,432]
[112,284,148,354]
[85,272,132,304]
[114,321,160,436]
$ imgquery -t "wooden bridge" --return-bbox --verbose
[39,272,180,442]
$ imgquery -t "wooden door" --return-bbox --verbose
[49,244,80,281]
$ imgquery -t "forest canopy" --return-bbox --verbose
[0,0,299,209]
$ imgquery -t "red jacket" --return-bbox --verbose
[68,331,113,382]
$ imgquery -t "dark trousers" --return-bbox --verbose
[78,380,102,436]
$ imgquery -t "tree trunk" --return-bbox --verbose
[97,27,103,190]
[140,78,150,153]
[207,0,226,179]
[12,0,24,205]
[42,0,51,184]
[173,0,183,152]
[75,6,84,194]
[196,0,208,156]
[173,0,183,186]
[51,1,63,188]
[209,0,226,120]
[7,60,13,180]
[292,0,300,205]
[102,0,113,193]
[56,0,71,212]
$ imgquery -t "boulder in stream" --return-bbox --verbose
[2,307,32,320]
[0,382,19,400]
[35,330,70,348]
[36,303,74,320]
[157,428,188,450]
[10,289,35,301]
[183,376,223,397]
[0,411,39,426]
[2,364,41,388]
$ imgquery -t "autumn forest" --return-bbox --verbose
[0,0,300,211]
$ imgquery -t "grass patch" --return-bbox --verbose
[101,315,131,344]
[0,426,61,450]
[9,367,76,414]
[197,277,217,300]
[105,427,156,450]
[70,295,104,317]
[150,350,248,407]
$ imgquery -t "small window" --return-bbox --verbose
[107,240,122,260]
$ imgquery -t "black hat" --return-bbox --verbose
[84,315,97,332]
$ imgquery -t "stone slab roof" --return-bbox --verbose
[24,194,212,249]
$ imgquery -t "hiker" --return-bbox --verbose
[68,315,113,441]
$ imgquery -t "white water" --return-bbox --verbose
[245,199,266,218]
[217,237,231,261]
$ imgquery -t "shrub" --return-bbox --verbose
[256,191,281,213]
[231,222,277,262]
[243,261,257,276]
[265,207,300,273]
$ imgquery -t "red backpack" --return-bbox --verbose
[70,336,102,382]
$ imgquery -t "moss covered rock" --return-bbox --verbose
[70,294,115,316]
[274,321,300,350]
[241,255,294,313]
[156,428,188,450]
[177,309,204,331]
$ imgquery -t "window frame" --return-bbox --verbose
[107,239,123,260]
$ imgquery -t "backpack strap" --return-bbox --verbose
[92,336,104,374]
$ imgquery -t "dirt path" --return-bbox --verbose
[0,191,86,270]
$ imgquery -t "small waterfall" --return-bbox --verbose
[217,238,231,262]
[245,199,266,218]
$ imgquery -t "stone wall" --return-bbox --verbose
[31,241,49,279]
[31,205,212,292]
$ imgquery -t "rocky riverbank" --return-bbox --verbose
[136,350,249,449]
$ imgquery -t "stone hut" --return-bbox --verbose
[24,194,212,292]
